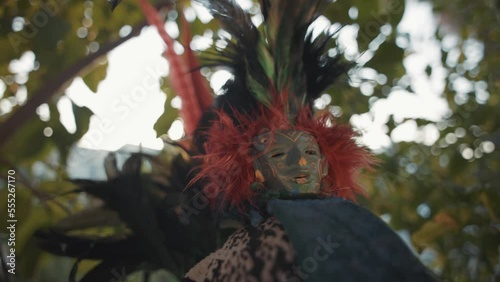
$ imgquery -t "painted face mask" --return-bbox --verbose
[252,129,328,198]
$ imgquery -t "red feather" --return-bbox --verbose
[192,97,377,211]
[138,0,212,135]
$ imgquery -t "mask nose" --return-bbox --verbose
[286,145,302,166]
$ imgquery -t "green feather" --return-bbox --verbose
[257,0,326,114]
[202,0,346,118]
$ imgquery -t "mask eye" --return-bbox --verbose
[270,152,285,158]
[259,137,269,144]
[305,150,318,156]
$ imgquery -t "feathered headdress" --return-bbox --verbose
[193,0,376,211]
[198,0,352,115]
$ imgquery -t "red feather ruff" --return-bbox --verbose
[193,100,376,211]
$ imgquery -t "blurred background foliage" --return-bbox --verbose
[0,0,498,281]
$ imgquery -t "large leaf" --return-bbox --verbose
[1,115,51,164]
[82,59,109,93]
[48,102,93,165]
[412,211,459,248]
[364,41,405,81]
[154,88,178,137]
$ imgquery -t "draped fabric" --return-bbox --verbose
[184,198,439,282]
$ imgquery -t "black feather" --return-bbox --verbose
[303,28,353,100]
[198,0,351,116]
[107,0,122,11]
[259,0,270,21]
[35,230,145,259]
[196,0,268,100]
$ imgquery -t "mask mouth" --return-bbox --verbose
[291,173,310,184]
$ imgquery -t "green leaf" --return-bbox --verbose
[48,102,93,165]
[154,88,178,137]
[2,115,51,164]
[72,101,93,137]
[412,211,459,247]
[365,41,404,79]
[82,59,109,93]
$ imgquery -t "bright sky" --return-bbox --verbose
[66,27,168,151]
[58,0,449,153]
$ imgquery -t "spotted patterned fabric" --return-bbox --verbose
[183,217,296,282]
